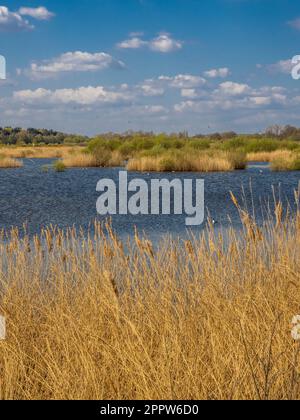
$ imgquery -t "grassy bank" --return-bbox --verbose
[0,196,300,400]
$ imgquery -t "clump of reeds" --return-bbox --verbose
[0,157,23,168]
[0,146,81,159]
[0,194,300,400]
[53,161,66,172]
[247,150,298,163]
[62,150,124,168]
[62,153,98,168]
[127,151,246,172]
[270,151,300,171]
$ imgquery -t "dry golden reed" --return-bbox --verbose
[270,151,300,171]
[62,153,98,168]
[0,146,82,159]
[247,150,298,163]
[0,157,23,168]
[62,151,124,168]
[0,194,300,400]
[127,151,245,172]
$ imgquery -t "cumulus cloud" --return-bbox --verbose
[266,58,294,74]
[140,83,165,97]
[218,81,251,96]
[0,5,54,31]
[13,86,133,106]
[0,5,33,31]
[117,33,183,53]
[181,89,198,99]
[174,81,289,114]
[24,51,125,80]
[159,74,206,88]
[19,6,55,21]
[117,37,147,49]
[150,34,183,53]
[204,68,230,78]
[4,71,299,135]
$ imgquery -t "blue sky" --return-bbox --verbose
[0,0,300,135]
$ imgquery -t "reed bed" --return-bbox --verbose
[0,157,23,168]
[270,151,300,171]
[127,151,246,172]
[0,194,300,400]
[62,151,124,168]
[0,146,81,159]
[247,150,298,163]
[62,153,98,168]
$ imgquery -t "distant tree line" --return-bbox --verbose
[91,125,300,142]
[1,125,300,146]
[0,127,88,145]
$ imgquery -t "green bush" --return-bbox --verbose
[53,161,66,172]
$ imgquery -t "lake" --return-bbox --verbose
[0,159,299,241]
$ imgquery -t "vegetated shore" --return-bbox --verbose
[0,194,300,400]
[1,133,300,171]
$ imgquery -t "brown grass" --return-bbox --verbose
[0,194,300,400]
[269,151,300,171]
[0,146,82,159]
[247,150,296,163]
[62,153,98,168]
[127,152,246,172]
[62,151,124,168]
[0,157,23,168]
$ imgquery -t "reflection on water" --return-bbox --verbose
[0,159,299,241]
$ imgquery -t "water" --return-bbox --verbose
[0,159,299,241]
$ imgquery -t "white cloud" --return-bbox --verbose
[288,18,300,30]
[149,34,183,53]
[13,86,133,106]
[4,70,300,135]
[267,59,293,74]
[0,5,54,31]
[159,74,206,88]
[181,89,198,98]
[248,96,272,106]
[117,37,147,49]
[204,68,230,78]
[218,81,251,96]
[174,80,290,114]
[19,6,55,20]
[0,6,33,31]
[140,83,165,97]
[25,51,125,80]
[117,33,183,53]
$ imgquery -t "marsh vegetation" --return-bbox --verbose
[0,129,300,172]
[0,193,299,400]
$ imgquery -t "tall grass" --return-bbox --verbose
[62,151,124,168]
[270,151,300,171]
[0,157,23,168]
[247,150,300,163]
[0,146,81,159]
[127,151,246,172]
[62,153,98,168]
[0,195,300,400]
